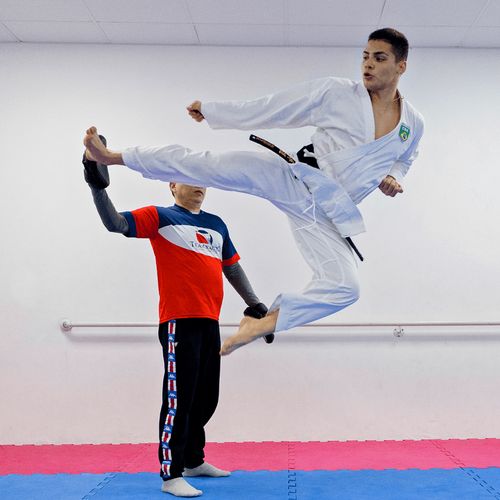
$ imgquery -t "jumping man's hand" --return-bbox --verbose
[187,101,205,122]
[378,175,403,197]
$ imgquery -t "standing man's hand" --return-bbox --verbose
[378,175,403,197]
[187,101,205,122]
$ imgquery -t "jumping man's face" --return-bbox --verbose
[361,39,406,92]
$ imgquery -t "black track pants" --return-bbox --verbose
[158,318,221,480]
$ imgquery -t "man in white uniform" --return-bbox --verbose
[83,28,424,356]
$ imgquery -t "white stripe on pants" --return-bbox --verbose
[123,145,360,332]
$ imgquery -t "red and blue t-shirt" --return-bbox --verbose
[121,204,239,323]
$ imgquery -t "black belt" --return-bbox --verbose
[249,134,364,262]
[297,143,319,169]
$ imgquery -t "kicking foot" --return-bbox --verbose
[184,462,231,478]
[161,477,202,497]
[220,316,262,356]
[83,126,121,165]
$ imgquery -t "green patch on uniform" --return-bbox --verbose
[399,124,410,142]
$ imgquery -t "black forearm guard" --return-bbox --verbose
[83,134,110,189]
[243,302,268,319]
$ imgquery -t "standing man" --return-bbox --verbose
[83,28,424,356]
[83,156,269,497]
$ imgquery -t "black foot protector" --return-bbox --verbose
[82,135,110,189]
[244,303,275,344]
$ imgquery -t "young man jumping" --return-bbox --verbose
[83,28,424,356]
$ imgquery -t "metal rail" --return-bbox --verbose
[60,319,500,338]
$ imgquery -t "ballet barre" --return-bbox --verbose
[60,319,500,338]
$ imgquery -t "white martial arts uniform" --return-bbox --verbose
[122,77,424,333]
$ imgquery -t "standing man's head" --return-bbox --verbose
[169,183,206,213]
[362,28,409,92]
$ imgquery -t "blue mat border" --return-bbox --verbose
[3,468,500,500]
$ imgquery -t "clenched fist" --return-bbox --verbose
[379,175,403,197]
[187,100,205,122]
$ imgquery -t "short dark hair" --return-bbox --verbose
[368,28,409,62]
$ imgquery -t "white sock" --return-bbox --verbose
[161,477,203,497]
[183,462,231,478]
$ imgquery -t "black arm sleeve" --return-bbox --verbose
[223,262,260,306]
[90,187,129,235]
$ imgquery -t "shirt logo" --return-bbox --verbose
[189,228,222,253]
[195,229,213,245]
[158,224,223,258]
[399,124,410,142]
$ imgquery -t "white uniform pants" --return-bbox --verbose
[123,145,360,332]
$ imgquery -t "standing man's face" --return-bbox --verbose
[361,39,406,92]
[171,183,207,208]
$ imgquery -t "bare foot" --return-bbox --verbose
[220,317,260,356]
[83,127,117,165]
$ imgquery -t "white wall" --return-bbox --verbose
[1,43,500,445]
